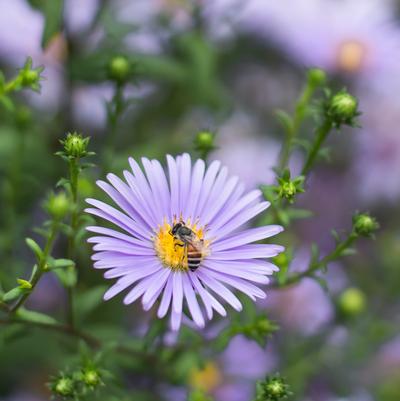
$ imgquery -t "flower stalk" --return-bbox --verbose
[277,231,358,287]
[10,221,59,314]
[301,118,333,175]
[278,68,326,170]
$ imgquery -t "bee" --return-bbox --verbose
[170,222,204,272]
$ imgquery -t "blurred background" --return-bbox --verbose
[0,0,399,400]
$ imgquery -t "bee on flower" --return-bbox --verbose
[85,154,284,330]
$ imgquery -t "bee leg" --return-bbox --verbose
[174,242,184,251]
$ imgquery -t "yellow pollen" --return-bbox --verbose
[189,361,222,392]
[337,40,366,73]
[153,219,208,272]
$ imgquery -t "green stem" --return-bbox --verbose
[278,232,358,287]
[67,157,79,328]
[0,317,162,367]
[102,83,124,174]
[0,301,10,313]
[301,118,333,176]
[279,79,318,170]
[10,222,59,313]
[3,77,20,94]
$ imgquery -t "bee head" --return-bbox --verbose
[171,223,183,236]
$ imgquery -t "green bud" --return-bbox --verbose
[108,56,130,84]
[276,172,305,203]
[195,130,216,158]
[54,377,74,397]
[18,57,44,92]
[338,287,366,317]
[327,90,359,127]
[352,212,379,237]
[46,192,70,220]
[21,70,39,86]
[308,68,326,87]
[273,252,288,269]
[255,374,291,401]
[61,132,90,158]
[82,369,101,387]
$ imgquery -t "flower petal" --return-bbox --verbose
[182,274,205,328]
[158,274,174,318]
[197,270,242,311]
[212,225,284,251]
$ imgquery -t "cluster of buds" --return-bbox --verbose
[49,365,104,400]
[254,374,291,401]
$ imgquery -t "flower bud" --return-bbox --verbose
[255,374,291,401]
[54,376,74,397]
[338,287,366,317]
[327,90,359,127]
[82,369,101,387]
[352,212,379,237]
[19,57,44,92]
[62,132,90,158]
[276,173,305,203]
[194,130,216,158]
[46,192,70,220]
[307,68,326,87]
[108,56,130,84]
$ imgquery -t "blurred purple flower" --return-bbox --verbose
[240,0,400,88]
[212,113,301,190]
[188,334,276,401]
[85,154,283,330]
[354,92,400,203]
[267,250,335,335]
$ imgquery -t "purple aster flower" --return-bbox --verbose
[85,154,283,330]
[239,0,400,89]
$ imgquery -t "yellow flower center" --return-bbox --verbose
[153,219,208,272]
[189,361,222,392]
[337,40,367,73]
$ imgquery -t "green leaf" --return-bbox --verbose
[340,247,357,256]
[47,258,75,270]
[56,177,70,189]
[310,242,320,265]
[16,279,32,289]
[274,109,294,133]
[53,266,77,288]
[2,287,24,302]
[0,95,15,111]
[16,307,57,325]
[331,229,340,244]
[41,0,64,48]
[25,237,43,261]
